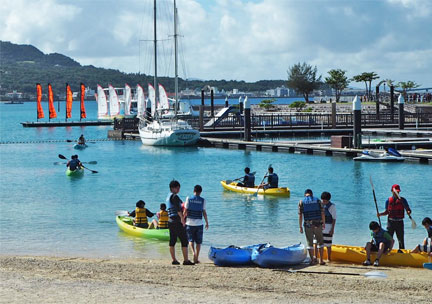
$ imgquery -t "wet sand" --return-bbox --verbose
[0,255,430,303]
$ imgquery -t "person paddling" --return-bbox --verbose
[128,200,155,228]
[78,134,86,145]
[67,155,82,171]
[237,167,255,188]
[260,167,278,189]
[298,189,326,265]
[377,184,412,251]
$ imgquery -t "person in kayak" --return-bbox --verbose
[150,203,169,229]
[128,200,155,228]
[320,191,336,261]
[298,189,326,265]
[167,180,194,266]
[67,155,82,171]
[78,134,86,145]
[260,166,278,189]
[412,217,432,256]
[184,185,209,264]
[237,167,255,188]
[363,221,394,266]
[377,184,412,251]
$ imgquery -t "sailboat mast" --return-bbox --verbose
[153,0,159,107]
[174,0,179,116]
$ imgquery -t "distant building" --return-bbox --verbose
[5,90,23,99]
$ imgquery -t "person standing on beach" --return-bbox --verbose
[299,189,326,265]
[184,185,209,264]
[321,191,336,261]
[167,180,194,266]
[377,184,412,251]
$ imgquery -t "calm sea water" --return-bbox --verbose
[0,102,431,259]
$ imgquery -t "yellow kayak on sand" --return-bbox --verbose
[324,244,429,268]
[220,180,290,197]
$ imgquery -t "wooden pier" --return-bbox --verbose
[21,121,113,128]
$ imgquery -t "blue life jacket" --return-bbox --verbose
[268,173,278,188]
[324,202,334,224]
[372,228,391,247]
[244,173,255,187]
[69,159,80,170]
[166,193,180,220]
[186,195,204,220]
[302,196,322,221]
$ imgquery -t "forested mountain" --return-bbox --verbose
[0,41,286,95]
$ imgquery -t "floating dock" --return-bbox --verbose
[21,121,113,128]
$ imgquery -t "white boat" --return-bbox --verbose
[353,150,405,162]
[138,0,199,146]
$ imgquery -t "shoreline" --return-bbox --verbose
[1,255,430,303]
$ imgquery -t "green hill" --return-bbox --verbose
[0,41,286,96]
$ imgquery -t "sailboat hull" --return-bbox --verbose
[139,127,199,146]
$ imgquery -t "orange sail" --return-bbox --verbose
[66,83,73,119]
[80,83,86,119]
[36,83,44,119]
[48,83,57,119]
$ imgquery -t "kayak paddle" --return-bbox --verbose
[253,165,271,197]
[369,176,382,227]
[58,154,98,174]
[278,269,387,279]
[53,161,97,165]
[393,190,416,229]
[115,210,130,216]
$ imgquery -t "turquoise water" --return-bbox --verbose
[1,102,431,259]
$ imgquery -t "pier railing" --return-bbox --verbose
[114,112,432,132]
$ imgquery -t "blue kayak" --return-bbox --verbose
[208,244,267,267]
[251,243,307,268]
[424,263,432,270]
[74,143,88,150]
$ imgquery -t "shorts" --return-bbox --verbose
[304,224,324,249]
[168,221,188,247]
[370,242,389,252]
[419,238,431,253]
[135,222,148,228]
[322,223,334,247]
[186,225,204,244]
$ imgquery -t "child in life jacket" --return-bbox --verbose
[363,221,394,267]
[128,200,155,228]
[150,203,169,229]
[412,217,432,256]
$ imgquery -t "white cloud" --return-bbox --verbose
[1,0,431,86]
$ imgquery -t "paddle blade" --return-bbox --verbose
[87,161,97,165]
[115,210,129,216]
[58,154,67,160]
[363,271,387,279]
[410,216,417,229]
[53,162,66,165]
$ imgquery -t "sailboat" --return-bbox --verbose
[138,0,199,146]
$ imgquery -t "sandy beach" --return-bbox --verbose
[1,255,430,303]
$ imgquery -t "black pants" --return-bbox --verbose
[168,221,188,247]
[387,219,404,249]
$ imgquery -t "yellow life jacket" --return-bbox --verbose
[135,207,148,225]
[158,210,169,229]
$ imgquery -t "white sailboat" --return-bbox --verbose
[138,0,199,146]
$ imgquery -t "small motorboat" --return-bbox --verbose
[208,244,267,267]
[353,149,405,162]
[251,243,307,268]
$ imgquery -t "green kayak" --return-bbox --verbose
[66,167,84,177]
[116,216,170,241]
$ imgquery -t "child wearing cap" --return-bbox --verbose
[378,184,411,250]
[412,217,432,256]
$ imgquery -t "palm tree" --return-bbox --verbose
[396,81,420,103]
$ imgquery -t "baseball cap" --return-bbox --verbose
[391,184,401,192]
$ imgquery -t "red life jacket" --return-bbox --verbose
[388,196,405,219]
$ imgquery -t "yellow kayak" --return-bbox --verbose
[324,244,429,268]
[220,180,290,197]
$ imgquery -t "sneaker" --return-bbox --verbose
[183,260,195,266]
[363,259,371,266]
[397,249,403,253]
[373,259,380,267]
[172,260,180,265]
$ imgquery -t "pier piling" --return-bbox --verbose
[331,100,336,128]
[375,85,380,119]
[244,97,251,141]
[353,95,362,149]
[199,89,204,131]
[210,89,214,117]
[398,94,405,130]
[390,85,395,121]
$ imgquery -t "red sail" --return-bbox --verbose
[80,83,86,119]
[48,83,57,119]
[36,83,44,119]
[66,83,73,119]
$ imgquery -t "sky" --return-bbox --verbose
[1,0,431,87]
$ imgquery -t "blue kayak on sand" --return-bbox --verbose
[208,244,267,267]
[251,243,307,268]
